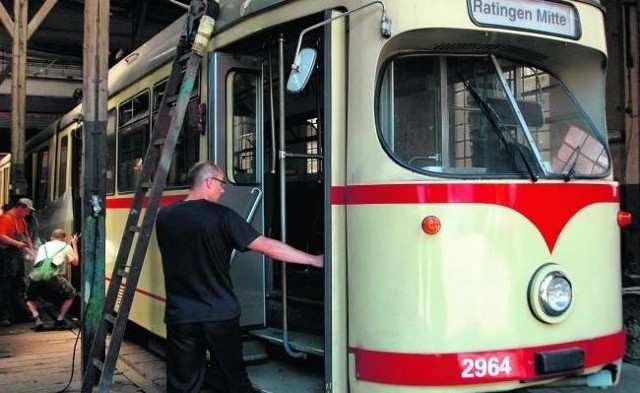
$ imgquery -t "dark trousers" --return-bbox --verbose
[0,248,27,322]
[166,318,253,393]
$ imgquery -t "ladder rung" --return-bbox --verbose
[104,314,117,325]
[128,225,142,233]
[178,52,192,62]
[117,268,129,278]
[92,358,105,370]
[165,94,179,104]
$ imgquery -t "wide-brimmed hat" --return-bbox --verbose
[17,198,36,211]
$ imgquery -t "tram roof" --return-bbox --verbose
[2,0,610,153]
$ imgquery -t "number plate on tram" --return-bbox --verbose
[460,354,514,379]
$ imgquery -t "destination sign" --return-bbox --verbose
[468,0,580,39]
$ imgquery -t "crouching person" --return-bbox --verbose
[25,228,79,331]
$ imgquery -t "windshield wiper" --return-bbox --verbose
[563,144,581,182]
[459,74,539,182]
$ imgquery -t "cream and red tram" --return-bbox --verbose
[24,0,625,391]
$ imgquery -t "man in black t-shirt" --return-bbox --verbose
[156,160,323,393]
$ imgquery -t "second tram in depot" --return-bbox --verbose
[19,0,628,391]
[0,153,10,209]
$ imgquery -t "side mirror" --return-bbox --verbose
[286,48,317,93]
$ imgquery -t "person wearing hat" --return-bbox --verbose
[0,198,36,327]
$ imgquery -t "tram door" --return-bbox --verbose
[210,52,267,327]
[210,44,328,331]
[209,14,345,391]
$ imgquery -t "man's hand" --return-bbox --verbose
[311,255,324,268]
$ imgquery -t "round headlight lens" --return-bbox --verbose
[539,272,572,316]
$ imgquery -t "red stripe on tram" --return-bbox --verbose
[331,183,618,252]
[349,330,625,386]
[105,276,166,302]
[106,194,186,209]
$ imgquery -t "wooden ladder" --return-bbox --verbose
[80,1,218,391]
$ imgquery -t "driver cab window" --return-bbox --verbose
[378,57,441,170]
[228,71,260,184]
[377,54,610,179]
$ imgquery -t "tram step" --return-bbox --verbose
[248,327,324,357]
[242,338,269,362]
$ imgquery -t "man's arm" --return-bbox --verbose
[0,233,27,249]
[247,235,323,268]
[25,234,34,252]
[67,235,80,267]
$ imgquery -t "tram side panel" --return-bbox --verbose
[104,58,204,338]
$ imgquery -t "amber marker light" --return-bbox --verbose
[618,210,632,227]
[421,215,441,235]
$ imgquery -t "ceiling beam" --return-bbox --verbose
[0,2,13,38]
[27,0,59,40]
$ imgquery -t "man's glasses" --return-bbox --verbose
[204,176,226,186]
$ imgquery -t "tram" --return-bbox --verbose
[21,0,627,391]
[0,153,10,209]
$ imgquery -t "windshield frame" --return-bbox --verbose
[375,52,611,181]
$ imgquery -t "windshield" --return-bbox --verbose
[377,54,610,179]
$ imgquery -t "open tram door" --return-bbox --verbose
[208,10,344,388]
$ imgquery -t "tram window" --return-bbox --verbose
[378,57,441,168]
[151,78,200,189]
[153,80,167,111]
[3,168,8,203]
[106,109,116,195]
[118,92,150,193]
[283,118,322,177]
[118,122,150,193]
[119,92,149,127]
[306,119,320,174]
[151,100,200,188]
[57,135,68,197]
[229,71,259,184]
[551,125,608,174]
[3,168,8,202]
[377,55,610,178]
[153,71,199,111]
[35,147,50,207]
[171,100,201,187]
[0,167,6,206]
[0,170,4,205]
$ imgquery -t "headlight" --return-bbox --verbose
[539,272,572,316]
[529,264,573,323]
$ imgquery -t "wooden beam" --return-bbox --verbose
[10,0,28,196]
[27,0,59,40]
[0,2,13,38]
[8,0,61,196]
[81,0,109,377]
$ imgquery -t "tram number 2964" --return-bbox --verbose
[460,356,513,379]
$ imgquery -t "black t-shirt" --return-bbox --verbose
[155,199,260,324]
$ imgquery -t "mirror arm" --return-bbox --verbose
[290,0,391,72]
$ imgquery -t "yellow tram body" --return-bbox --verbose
[0,153,10,209]
[19,1,624,391]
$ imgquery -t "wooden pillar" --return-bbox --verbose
[81,0,109,375]
[0,0,58,197]
[9,0,27,196]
